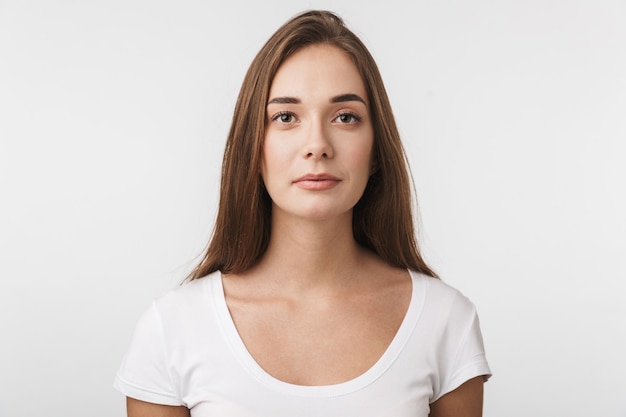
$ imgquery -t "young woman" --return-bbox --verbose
[114,10,491,417]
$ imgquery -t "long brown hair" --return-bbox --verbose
[189,10,437,279]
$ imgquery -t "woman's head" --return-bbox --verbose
[190,10,436,278]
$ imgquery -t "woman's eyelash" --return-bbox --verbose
[270,111,296,122]
[335,112,362,123]
[269,111,362,123]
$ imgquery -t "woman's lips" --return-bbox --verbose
[293,174,341,190]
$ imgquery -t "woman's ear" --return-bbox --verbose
[370,159,379,176]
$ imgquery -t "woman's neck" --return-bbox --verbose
[249,210,367,293]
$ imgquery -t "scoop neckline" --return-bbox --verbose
[209,270,427,398]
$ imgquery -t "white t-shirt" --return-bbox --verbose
[114,270,491,416]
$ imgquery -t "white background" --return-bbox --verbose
[1,0,625,416]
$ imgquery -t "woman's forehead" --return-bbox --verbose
[268,44,367,103]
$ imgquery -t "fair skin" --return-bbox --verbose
[127,44,484,416]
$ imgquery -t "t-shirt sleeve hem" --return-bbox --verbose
[113,375,184,407]
[431,360,492,403]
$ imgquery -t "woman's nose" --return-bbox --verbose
[303,121,334,159]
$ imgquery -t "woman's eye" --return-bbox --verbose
[335,112,361,124]
[272,112,296,123]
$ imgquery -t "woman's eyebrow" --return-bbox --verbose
[267,96,300,104]
[331,93,366,104]
[267,94,366,105]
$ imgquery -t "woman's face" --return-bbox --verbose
[261,44,374,222]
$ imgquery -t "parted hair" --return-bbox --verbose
[189,10,437,279]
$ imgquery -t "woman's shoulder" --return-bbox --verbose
[408,270,478,316]
[152,270,221,315]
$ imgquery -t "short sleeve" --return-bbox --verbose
[113,302,184,406]
[432,294,492,401]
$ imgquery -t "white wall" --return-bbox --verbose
[1,1,624,416]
